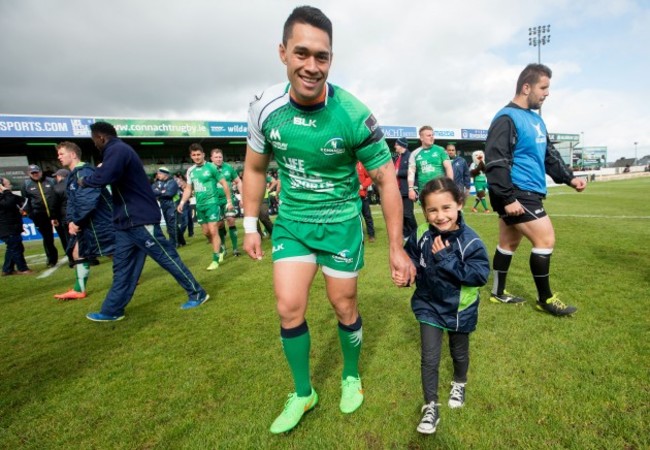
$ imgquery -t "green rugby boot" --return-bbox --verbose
[340,376,364,414]
[269,389,318,434]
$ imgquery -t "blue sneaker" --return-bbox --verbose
[181,294,210,310]
[86,312,124,322]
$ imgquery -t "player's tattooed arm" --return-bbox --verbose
[367,161,391,184]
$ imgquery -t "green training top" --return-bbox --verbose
[409,144,449,191]
[247,82,391,223]
[187,163,224,206]
[213,161,238,205]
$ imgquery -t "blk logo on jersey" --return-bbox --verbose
[293,117,317,127]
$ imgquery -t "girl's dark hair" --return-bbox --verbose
[419,177,464,206]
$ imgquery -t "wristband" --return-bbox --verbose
[243,216,258,234]
[408,186,415,190]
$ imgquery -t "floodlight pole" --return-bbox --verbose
[634,141,638,164]
[529,24,551,116]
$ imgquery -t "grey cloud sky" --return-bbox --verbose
[1,0,648,160]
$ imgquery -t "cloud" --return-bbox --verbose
[0,0,647,161]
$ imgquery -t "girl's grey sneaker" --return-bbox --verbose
[448,381,466,408]
[417,401,440,434]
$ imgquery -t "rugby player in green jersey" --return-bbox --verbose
[407,125,454,201]
[177,143,233,270]
[210,148,243,257]
[242,5,416,434]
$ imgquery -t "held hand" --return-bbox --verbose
[243,232,264,260]
[408,189,417,202]
[51,219,59,227]
[389,247,416,287]
[226,202,234,211]
[431,235,449,254]
[504,200,525,216]
[571,177,587,192]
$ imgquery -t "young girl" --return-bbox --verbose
[404,177,490,434]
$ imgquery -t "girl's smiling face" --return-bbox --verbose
[422,191,462,233]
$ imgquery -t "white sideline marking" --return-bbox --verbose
[368,209,650,220]
[36,258,68,279]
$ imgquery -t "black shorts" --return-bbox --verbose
[489,189,547,225]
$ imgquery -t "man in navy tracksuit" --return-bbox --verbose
[394,137,417,240]
[152,167,180,248]
[81,122,208,322]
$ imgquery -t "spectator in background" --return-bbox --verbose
[0,177,33,276]
[394,137,417,240]
[173,172,191,242]
[52,168,71,254]
[445,144,470,199]
[152,167,180,248]
[255,173,276,238]
[21,164,60,267]
[357,161,376,242]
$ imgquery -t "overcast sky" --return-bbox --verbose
[1,0,648,161]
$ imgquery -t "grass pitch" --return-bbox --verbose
[0,177,648,449]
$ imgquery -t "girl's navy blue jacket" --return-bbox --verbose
[404,213,490,333]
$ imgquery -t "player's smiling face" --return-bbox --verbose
[422,191,462,233]
[280,22,332,104]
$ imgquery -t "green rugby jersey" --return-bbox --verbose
[409,144,450,191]
[247,82,391,223]
[187,163,224,206]
[213,162,238,205]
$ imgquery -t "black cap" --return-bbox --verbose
[396,137,409,149]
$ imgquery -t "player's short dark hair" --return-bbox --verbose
[516,63,552,94]
[211,148,223,156]
[283,5,332,47]
[419,177,464,206]
[89,121,117,137]
[189,143,204,153]
[56,141,82,158]
[419,125,433,135]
